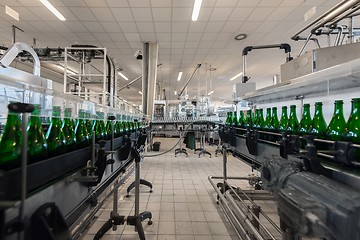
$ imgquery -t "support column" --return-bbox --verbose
[142,42,159,119]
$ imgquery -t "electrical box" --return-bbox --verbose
[233,82,256,99]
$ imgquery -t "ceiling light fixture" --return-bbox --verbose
[177,72,183,81]
[5,6,19,21]
[230,72,243,81]
[207,90,214,96]
[234,33,247,41]
[39,0,66,21]
[192,0,203,21]
[138,91,143,95]
[174,90,177,95]
[118,71,129,81]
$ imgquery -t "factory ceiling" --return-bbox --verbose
[0,0,347,105]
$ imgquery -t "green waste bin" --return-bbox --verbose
[185,131,195,150]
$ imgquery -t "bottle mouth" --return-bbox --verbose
[315,102,323,105]
[352,98,360,102]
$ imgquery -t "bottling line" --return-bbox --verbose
[1,1,360,240]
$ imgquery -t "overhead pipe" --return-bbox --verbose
[291,0,360,40]
[178,63,201,97]
[242,44,292,83]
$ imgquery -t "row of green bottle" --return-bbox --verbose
[225,98,360,144]
[0,105,142,170]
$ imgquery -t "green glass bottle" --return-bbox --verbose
[253,109,259,128]
[270,107,279,130]
[46,106,66,157]
[264,108,272,129]
[85,112,93,135]
[344,98,360,144]
[225,112,233,126]
[232,111,239,126]
[106,114,114,139]
[298,104,312,135]
[62,108,76,151]
[0,107,22,170]
[309,102,327,138]
[75,110,90,148]
[239,111,245,127]
[326,100,346,141]
[279,106,288,132]
[28,104,48,162]
[245,110,252,128]
[287,105,299,134]
[257,109,265,129]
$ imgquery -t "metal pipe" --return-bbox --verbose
[334,25,345,46]
[178,63,201,97]
[118,76,142,92]
[298,33,313,57]
[208,176,256,240]
[291,0,360,40]
[225,191,266,240]
[222,146,227,195]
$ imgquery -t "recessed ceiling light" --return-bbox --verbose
[234,33,247,41]
[39,0,66,21]
[5,6,19,21]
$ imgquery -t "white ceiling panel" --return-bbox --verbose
[237,0,261,7]
[29,21,54,32]
[91,8,116,21]
[114,41,131,49]
[266,7,293,21]
[131,8,153,22]
[124,32,141,41]
[111,8,134,22]
[254,21,278,33]
[136,22,155,33]
[149,0,172,7]
[247,7,275,21]
[108,33,127,42]
[171,41,185,48]
[17,7,41,21]
[140,32,157,41]
[171,22,189,32]
[197,7,213,22]
[152,8,172,21]
[47,22,72,32]
[229,7,254,21]
[186,33,203,41]
[105,0,129,7]
[156,33,171,41]
[100,22,121,32]
[171,32,187,41]
[209,7,233,21]
[83,21,105,32]
[93,32,111,41]
[154,22,171,32]
[202,33,219,41]
[204,21,225,33]
[70,7,97,21]
[63,0,86,7]
[258,0,283,7]
[118,22,138,32]
[172,8,192,21]
[185,41,200,48]
[222,21,242,33]
[215,0,239,7]
[85,0,108,7]
[76,32,97,42]
[128,0,151,8]
[57,7,79,21]
[64,22,88,32]
[188,21,207,32]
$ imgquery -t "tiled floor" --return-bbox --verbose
[80,138,264,240]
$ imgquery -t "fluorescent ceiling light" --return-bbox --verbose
[5,6,19,21]
[207,90,214,96]
[56,64,77,75]
[230,72,243,81]
[123,99,128,103]
[138,91,143,95]
[192,0,203,21]
[118,72,129,80]
[39,0,66,21]
[177,72,183,81]
[174,91,177,95]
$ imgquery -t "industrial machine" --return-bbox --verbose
[0,42,146,239]
[209,1,360,239]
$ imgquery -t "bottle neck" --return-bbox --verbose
[281,108,287,117]
[334,102,344,116]
[351,101,360,115]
